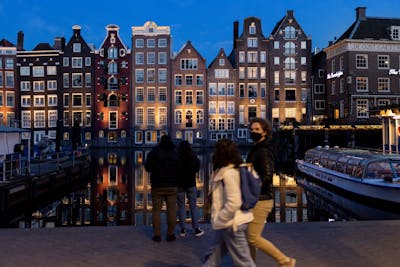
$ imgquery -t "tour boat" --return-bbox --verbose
[296,146,400,204]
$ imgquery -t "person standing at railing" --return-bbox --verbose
[145,135,181,242]
[176,140,204,238]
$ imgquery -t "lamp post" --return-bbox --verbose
[350,123,356,148]
[324,123,330,146]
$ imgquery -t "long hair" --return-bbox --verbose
[212,139,242,171]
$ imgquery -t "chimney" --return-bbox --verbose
[233,21,239,48]
[287,10,294,17]
[356,7,366,21]
[17,31,24,51]
[53,37,66,50]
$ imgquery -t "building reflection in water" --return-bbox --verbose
[25,147,307,227]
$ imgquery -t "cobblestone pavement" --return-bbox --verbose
[0,220,399,267]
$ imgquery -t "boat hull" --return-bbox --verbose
[296,160,400,204]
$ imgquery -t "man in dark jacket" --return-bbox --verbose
[246,118,296,267]
[145,135,180,242]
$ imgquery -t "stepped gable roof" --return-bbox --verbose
[33,43,54,51]
[336,17,400,43]
[0,39,16,47]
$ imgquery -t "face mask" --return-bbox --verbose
[250,132,262,143]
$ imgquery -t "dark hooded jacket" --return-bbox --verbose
[145,136,180,188]
[246,138,275,200]
[177,149,200,190]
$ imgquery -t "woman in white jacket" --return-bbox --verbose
[202,139,256,267]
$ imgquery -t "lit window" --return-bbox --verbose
[377,55,389,69]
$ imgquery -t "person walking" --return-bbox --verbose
[202,139,255,267]
[176,140,205,237]
[246,117,296,267]
[145,135,180,242]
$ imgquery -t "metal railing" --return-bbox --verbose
[0,149,89,181]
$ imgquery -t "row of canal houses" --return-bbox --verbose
[11,8,398,149]
[0,10,311,148]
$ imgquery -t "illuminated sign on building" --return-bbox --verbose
[389,69,400,75]
[327,71,343,79]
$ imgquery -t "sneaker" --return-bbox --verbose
[180,229,186,237]
[166,234,176,242]
[281,258,296,267]
[152,235,161,242]
[194,227,205,237]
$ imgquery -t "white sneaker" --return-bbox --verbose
[180,229,186,237]
[194,228,204,237]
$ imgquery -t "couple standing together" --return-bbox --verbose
[145,136,204,242]
[145,117,295,267]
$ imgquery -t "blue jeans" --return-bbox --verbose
[177,186,199,229]
[202,224,256,267]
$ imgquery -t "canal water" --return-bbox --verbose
[11,147,400,228]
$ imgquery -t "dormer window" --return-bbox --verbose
[249,22,256,34]
[390,26,400,40]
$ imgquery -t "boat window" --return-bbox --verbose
[390,161,400,178]
[327,158,337,170]
[366,160,392,179]
[320,156,329,168]
[336,157,349,173]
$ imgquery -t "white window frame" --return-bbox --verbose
[47,94,58,106]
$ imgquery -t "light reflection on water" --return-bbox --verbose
[21,147,307,228]
[22,147,400,228]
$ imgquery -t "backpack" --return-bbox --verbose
[239,163,261,210]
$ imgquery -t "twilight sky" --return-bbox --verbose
[1,0,400,63]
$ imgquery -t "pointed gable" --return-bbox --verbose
[270,10,308,38]
[208,48,234,69]
[175,41,206,63]
[33,43,54,51]
[0,39,16,47]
